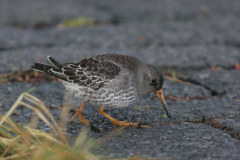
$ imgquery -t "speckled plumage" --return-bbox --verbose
[31,54,164,109]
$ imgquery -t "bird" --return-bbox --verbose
[31,54,170,126]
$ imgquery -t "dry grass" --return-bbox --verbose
[0,92,104,160]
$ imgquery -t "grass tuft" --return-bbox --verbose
[0,92,107,160]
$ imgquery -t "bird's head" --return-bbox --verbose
[139,64,171,118]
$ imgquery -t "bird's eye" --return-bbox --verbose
[152,79,157,83]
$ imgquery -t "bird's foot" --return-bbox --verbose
[70,108,90,125]
[112,120,139,127]
[77,112,91,125]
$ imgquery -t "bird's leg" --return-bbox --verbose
[70,102,90,125]
[98,107,139,126]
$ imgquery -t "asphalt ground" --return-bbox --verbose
[0,0,240,159]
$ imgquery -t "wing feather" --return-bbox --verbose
[31,56,121,90]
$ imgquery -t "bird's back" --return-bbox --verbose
[90,54,144,71]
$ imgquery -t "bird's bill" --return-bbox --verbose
[156,89,171,118]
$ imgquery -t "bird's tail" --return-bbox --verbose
[31,56,68,81]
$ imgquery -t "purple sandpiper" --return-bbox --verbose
[31,54,170,126]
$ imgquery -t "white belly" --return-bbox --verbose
[62,81,141,109]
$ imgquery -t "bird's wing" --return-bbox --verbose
[32,56,121,90]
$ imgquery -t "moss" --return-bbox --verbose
[61,17,95,28]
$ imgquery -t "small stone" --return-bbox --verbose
[167,130,172,133]
[139,141,151,145]
[130,140,135,143]
[108,153,115,158]
[222,134,229,137]
[129,150,135,156]
[44,127,51,132]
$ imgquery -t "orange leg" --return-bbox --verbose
[70,102,90,125]
[98,107,139,126]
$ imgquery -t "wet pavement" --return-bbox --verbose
[0,0,240,159]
